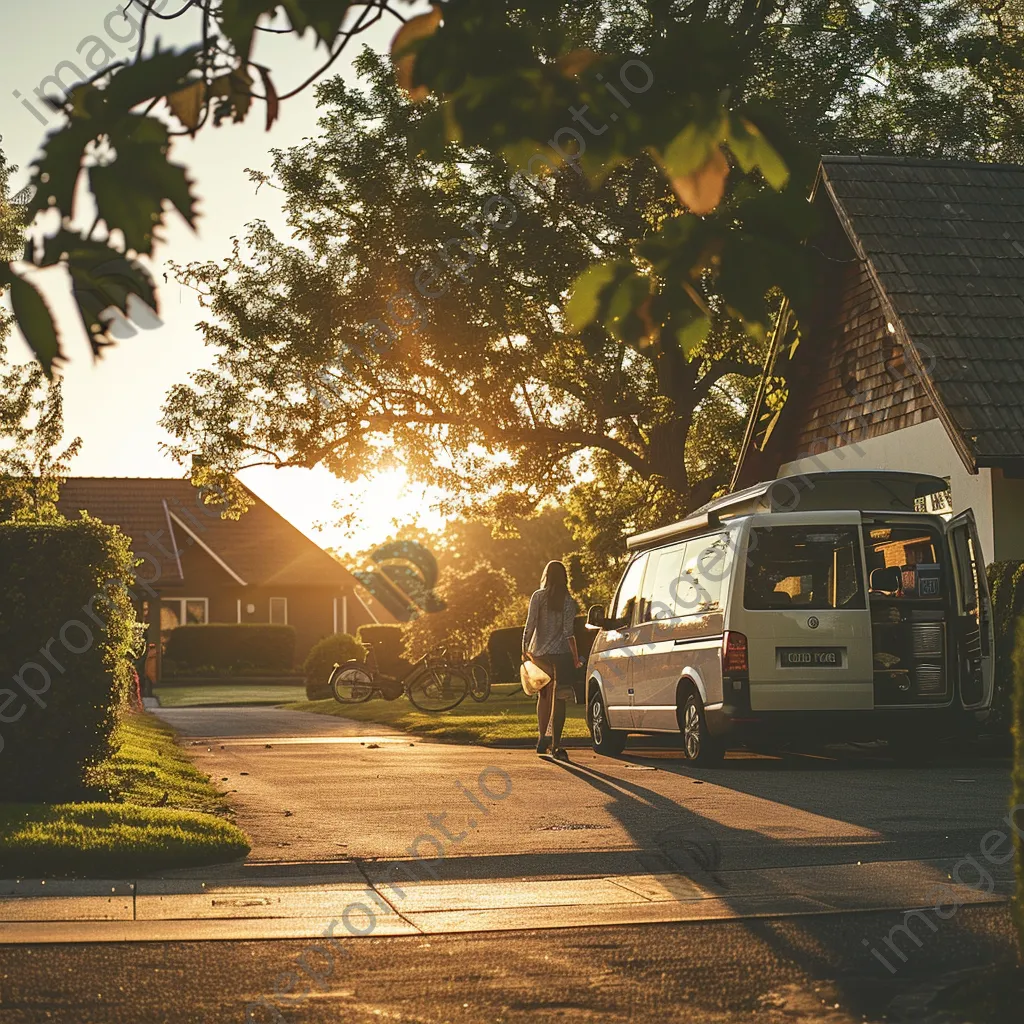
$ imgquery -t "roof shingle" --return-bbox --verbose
[822,155,1024,463]
[57,478,355,589]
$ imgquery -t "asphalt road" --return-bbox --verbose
[0,906,1017,1023]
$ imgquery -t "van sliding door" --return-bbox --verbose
[946,511,993,709]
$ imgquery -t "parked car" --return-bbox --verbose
[584,471,993,763]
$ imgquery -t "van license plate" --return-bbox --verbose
[777,647,844,667]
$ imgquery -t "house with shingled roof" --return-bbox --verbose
[733,155,1024,563]
[57,477,395,674]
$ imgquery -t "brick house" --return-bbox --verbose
[58,477,395,674]
[733,155,1024,562]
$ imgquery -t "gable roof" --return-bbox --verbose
[818,155,1024,467]
[58,477,358,590]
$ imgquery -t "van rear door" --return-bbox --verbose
[736,517,874,711]
[946,510,993,709]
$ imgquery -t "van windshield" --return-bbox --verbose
[744,526,865,611]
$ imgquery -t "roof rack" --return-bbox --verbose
[626,513,718,552]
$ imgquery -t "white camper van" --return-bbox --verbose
[584,471,993,763]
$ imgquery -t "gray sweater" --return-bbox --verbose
[523,590,577,656]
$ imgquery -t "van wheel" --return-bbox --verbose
[680,691,724,766]
[589,691,627,755]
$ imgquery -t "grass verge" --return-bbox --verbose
[284,684,590,744]
[154,684,306,707]
[0,713,250,877]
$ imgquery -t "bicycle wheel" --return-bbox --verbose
[406,665,470,712]
[329,661,375,704]
[468,663,491,702]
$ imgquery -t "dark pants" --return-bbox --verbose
[533,653,576,701]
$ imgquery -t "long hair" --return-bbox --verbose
[540,559,570,611]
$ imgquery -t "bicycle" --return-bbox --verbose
[446,655,491,702]
[328,644,471,712]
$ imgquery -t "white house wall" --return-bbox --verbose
[778,418,998,563]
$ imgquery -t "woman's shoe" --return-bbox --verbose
[553,747,569,762]
[536,737,550,754]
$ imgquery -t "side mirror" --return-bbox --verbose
[586,604,607,630]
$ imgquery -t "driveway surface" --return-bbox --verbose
[155,706,1013,879]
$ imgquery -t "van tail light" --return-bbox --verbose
[723,631,748,674]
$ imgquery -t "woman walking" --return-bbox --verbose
[522,560,582,760]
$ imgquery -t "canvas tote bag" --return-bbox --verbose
[520,654,551,696]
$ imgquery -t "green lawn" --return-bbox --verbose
[0,714,250,877]
[284,684,591,745]
[154,684,307,707]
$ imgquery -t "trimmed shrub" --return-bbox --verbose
[164,624,296,674]
[986,561,1024,734]
[0,516,138,801]
[1011,617,1024,950]
[356,624,410,676]
[488,625,524,683]
[303,633,363,700]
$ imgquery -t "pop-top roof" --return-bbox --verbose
[627,471,949,551]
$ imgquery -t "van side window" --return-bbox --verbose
[610,554,647,626]
[638,544,686,621]
[675,534,730,614]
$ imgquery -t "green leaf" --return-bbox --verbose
[28,122,94,220]
[9,274,62,376]
[675,316,710,357]
[209,68,255,125]
[62,239,158,351]
[565,260,620,332]
[90,120,196,254]
[286,0,356,46]
[727,117,789,191]
[104,45,201,112]
[218,1,279,61]
[662,118,726,179]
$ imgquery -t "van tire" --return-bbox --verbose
[679,690,724,766]
[588,690,627,755]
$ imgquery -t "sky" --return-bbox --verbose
[1,0,444,558]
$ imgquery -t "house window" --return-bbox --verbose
[914,478,953,515]
[160,598,209,630]
[269,597,288,625]
[159,598,209,650]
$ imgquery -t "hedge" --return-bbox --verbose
[164,624,296,674]
[0,516,138,801]
[986,561,1024,735]
[303,633,363,700]
[488,625,523,683]
[356,624,411,678]
[1011,618,1024,951]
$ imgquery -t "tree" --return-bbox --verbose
[342,507,576,597]
[0,355,82,523]
[14,1,1022,374]
[162,54,767,538]
[401,561,517,660]
[0,146,81,522]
